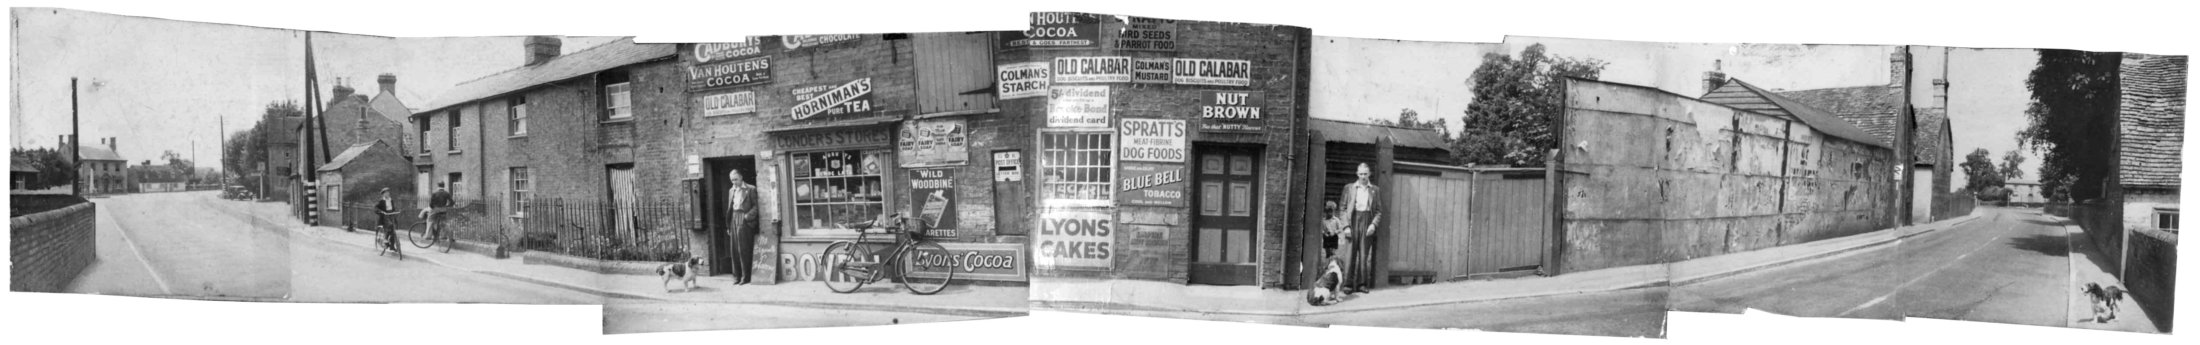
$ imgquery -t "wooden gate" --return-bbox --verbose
[1387,165,1550,281]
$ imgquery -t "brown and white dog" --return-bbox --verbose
[659,257,702,292]
[1305,257,1347,306]
[2082,283,2126,323]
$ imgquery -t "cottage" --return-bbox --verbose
[313,140,412,228]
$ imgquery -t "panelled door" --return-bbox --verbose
[1189,145,1260,286]
[607,164,638,240]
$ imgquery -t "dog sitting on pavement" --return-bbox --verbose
[2082,282,2126,323]
[1305,257,1347,306]
[659,257,702,292]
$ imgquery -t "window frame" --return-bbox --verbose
[508,167,530,217]
[784,148,894,239]
[1036,129,1117,208]
[508,96,529,137]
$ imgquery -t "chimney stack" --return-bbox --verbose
[378,73,398,95]
[1931,78,1949,109]
[107,137,116,153]
[331,84,356,104]
[1889,51,1908,88]
[1702,59,1728,96]
[524,36,563,67]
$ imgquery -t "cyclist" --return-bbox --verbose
[420,182,454,241]
[373,188,401,251]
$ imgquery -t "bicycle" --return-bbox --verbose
[821,213,954,295]
[407,209,453,253]
[375,217,404,261]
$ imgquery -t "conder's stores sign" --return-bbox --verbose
[1036,209,1113,270]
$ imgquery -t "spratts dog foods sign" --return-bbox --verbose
[1053,56,1132,83]
[1118,119,1187,163]
[904,243,1028,282]
[996,62,1051,100]
[789,78,874,120]
[1116,17,1178,51]
[1197,91,1265,132]
[1035,210,1113,270]
[1172,58,1252,86]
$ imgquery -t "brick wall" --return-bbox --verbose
[10,201,96,292]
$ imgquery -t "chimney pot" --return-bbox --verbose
[1702,59,1729,95]
[331,85,356,105]
[524,36,563,67]
[378,73,397,95]
[1889,50,1909,88]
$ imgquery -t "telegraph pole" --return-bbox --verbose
[70,78,80,196]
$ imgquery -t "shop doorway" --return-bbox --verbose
[704,156,757,275]
[1189,144,1261,286]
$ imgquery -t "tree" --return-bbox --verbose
[1961,148,2005,193]
[223,100,302,191]
[2017,50,2121,203]
[10,147,75,189]
[1997,149,2026,181]
[1455,44,1607,167]
[1371,108,1450,138]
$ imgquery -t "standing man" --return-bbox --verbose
[726,170,759,285]
[1336,163,1382,293]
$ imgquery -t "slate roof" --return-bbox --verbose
[12,156,37,173]
[319,141,386,172]
[77,146,125,162]
[1774,85,1902,145]
[1701,79,1891,149]
[2118,54,2186,189]
[369,90,411,124]
[416,37,676,115]
[1311,118,1450,151]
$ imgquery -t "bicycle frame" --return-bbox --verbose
[834,226,921,284]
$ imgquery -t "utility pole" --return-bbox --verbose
[70,78,80,196]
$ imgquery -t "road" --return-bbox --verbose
[65,191,600,304]
[1306,288,1669,337]
[602,302,1002,333]
[1672,206,2070,326]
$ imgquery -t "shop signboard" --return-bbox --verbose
[899,117,969,167]
[1116,17,1178,51]
[1000,12,1100,50]
[1118,163,1187,208]
[908,168,959,234]
[691,37,770,64]
[777,242,874,283]
[906,242,1027,282]
[789,78,875,120]
[1118,119,1187,163]
[772,126,893,152]
[1053,56,1132,83]
[1195,91,1265,132]
[780,34,862,51]
[686,56,773,91]
[1036,209,1114,270]
[996,62,1052,100]
[1046,85,1110,128]
[1171,58,1252,86]
[696,90,757,117]
[1132,58,1173,84]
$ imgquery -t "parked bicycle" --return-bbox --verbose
[407,209,452,253]
[821,213,953,295]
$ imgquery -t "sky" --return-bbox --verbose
[1938,47,2043,187]
[8,8,616,169]
[1312,34,1897,130]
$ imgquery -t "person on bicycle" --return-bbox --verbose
[374,188,401,248]
[422,182,454,239]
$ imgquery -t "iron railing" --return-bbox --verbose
[518,197,692,262]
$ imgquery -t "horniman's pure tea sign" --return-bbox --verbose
[996,62,1051,100]
[697,90,757,117]
[1118,163,1187,207]
[1053,56,1132,83]
[1116,17,1178,51]
[1036,209,1113,270]
[1172,58,1252,86]
[1196,91,1265,132]
[1046,85,1110,128]
[1003,12,1101,49]
[1118,119,1187,163]
[789,78,874,120]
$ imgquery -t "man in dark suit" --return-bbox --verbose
[726,171,759,284]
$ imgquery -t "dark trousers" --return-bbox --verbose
[728,214,757,283]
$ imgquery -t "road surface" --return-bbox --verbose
[602,302,1004,333]
[1306,288,1669,337]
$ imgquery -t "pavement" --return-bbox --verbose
[2058,214,2165,333]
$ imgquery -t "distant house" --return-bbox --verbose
[75,138,128,194]
[2117,54,2185,235]
[11,156,37,190]
[2006,179,2045,205]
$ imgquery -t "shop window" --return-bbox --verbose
[508,96,528,136]
[508,167,530,217]
[1038,131,1114,207]
[789,149,889,237]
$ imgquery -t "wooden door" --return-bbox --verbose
[1190,145,1260,286]
[607,164,637,240]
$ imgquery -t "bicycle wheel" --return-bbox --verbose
[821,241,867,293]
[435,228,453,253]
[899,241,953,295]
[408,221,433,248]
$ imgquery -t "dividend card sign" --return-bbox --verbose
[1118,163,1187,207]
[789,78,874,120]
[1036,209,1114,270]
[696,90,756,117]
[996,62,1051,100]
[1196,91,1265,132]
[1172,58,1253,86]
[1053,56,1132,83]
[1118,119,1187,163]
[1116,17,1178,51]
[1046,85,1110,128]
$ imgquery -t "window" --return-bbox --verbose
[604,82,633,120]
[789,149,888,237]
[447,172,464,199]
[417,118,430,153]
[2157,208,2180,231]
[446,110,460,152]
[508,96,528,136]
[325,184,342,211]
[508,167,530,217]
[1038,131,1115,207]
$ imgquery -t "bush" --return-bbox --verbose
[519,231,559,252]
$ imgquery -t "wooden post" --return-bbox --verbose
[1372,136,1395,288]
[1546,148,1563,276]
